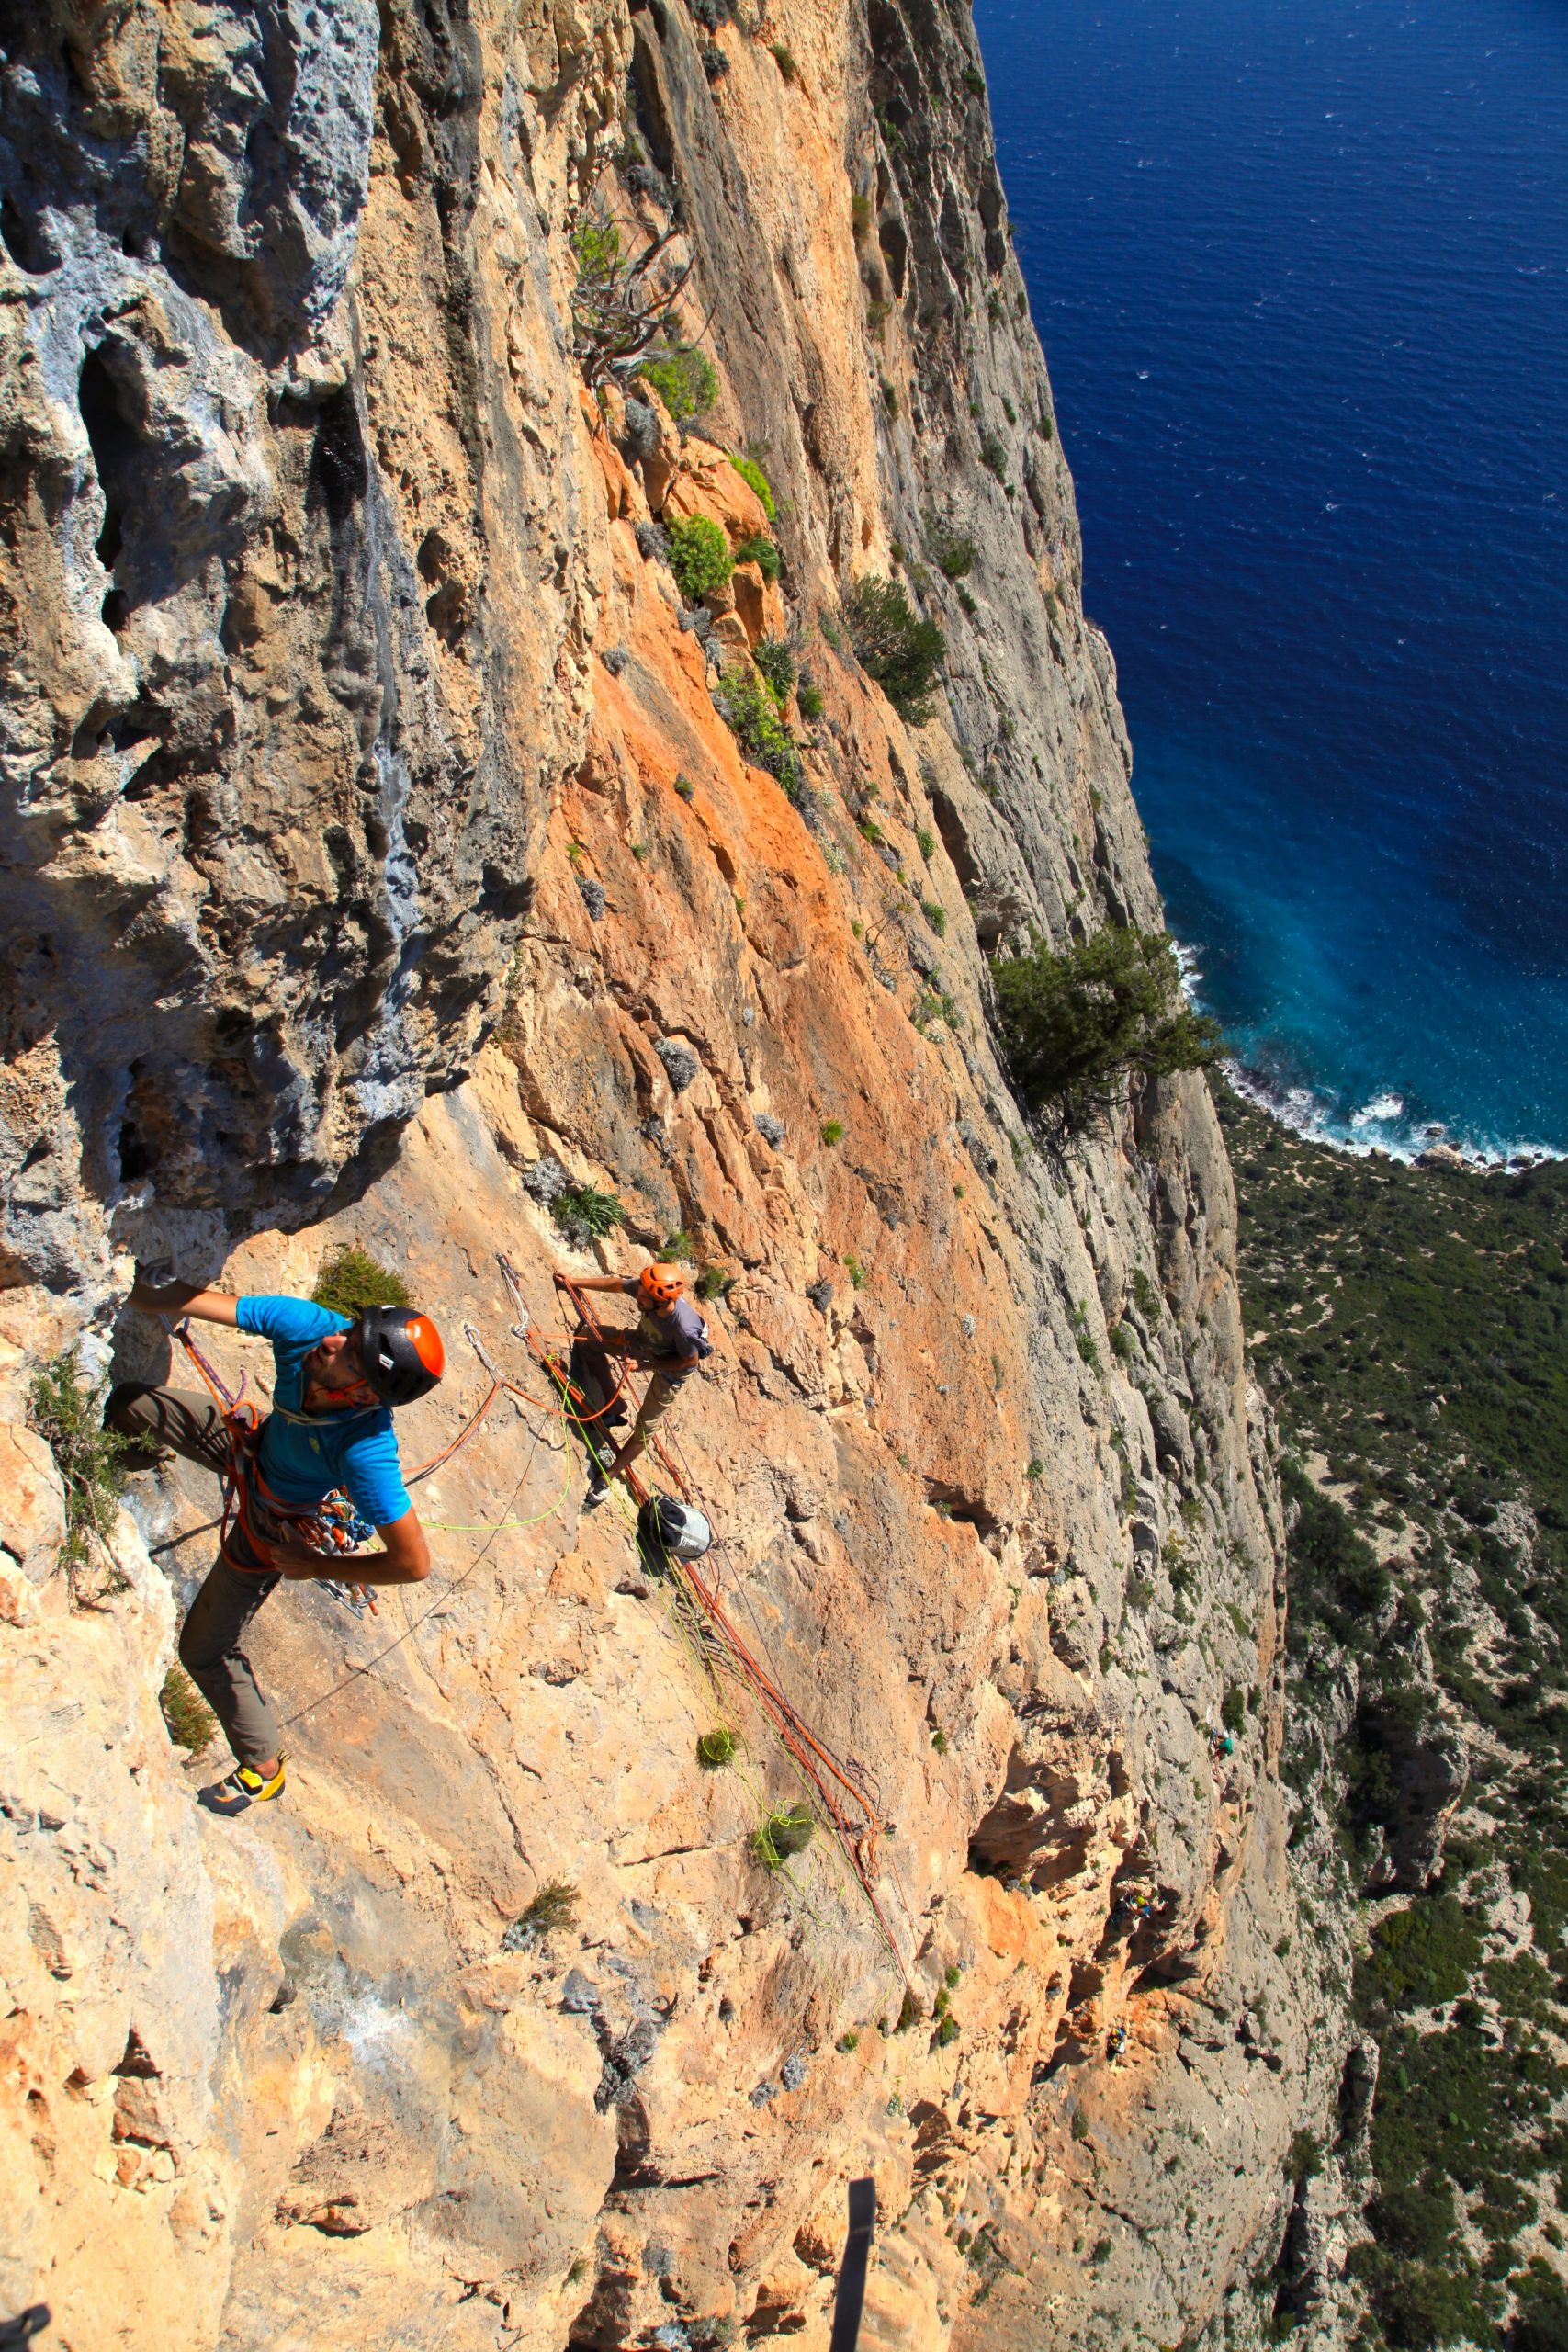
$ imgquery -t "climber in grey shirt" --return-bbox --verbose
[553,1261,711,1494]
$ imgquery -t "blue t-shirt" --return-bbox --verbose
[235,1295,412,1527]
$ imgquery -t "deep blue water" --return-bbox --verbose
[975,0,1568,1159]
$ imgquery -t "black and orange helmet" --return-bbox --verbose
[355,1306,446,1407]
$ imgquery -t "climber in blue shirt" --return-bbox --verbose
[108,1277,446,1818]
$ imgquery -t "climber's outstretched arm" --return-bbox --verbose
[129,1277,239,1326]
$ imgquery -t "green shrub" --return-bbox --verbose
[312,1243,410,1318]
[1368,1895,1484,2011]
[694,1266,734,1302]
[697,1726,738,1769]
[160,1666,218,1753]
[921,898,947,937]
[28,1348,128,1570]
[729,454,775,520]
[1024,1456,1043,1480]
[667,514,733,601]
[751,1801,815,1868]
[851,191,873,242]
[1131,1268,1162,1321]
[552,1185,625,1243]
[917,827,936,861]
[926,517,976,580]
[934,2014,959,2047]
[1221,1685,1247,1736]
[713,664,806,802]
[895,1985,922,2032]
[843,1253,867,1289]
[990,924,1223,1116]
[771,40,796,80]
[796,678,824,720]
[962,62,986,94]
[662,1228,698,1261]
[637,343,718,429]
[843,576,946,723]
[752,636,795,703]
[734,532,781,582]
[837,2030,859,2052]
[673,773,696,800]
[978,432,1009,481]
[1111,1319,1136,1362]
[820,1118,844,1146]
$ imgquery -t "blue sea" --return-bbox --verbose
[974,0,1568,1160]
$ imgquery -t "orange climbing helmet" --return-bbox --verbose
[637,1262,685,1311]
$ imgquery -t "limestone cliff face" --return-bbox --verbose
[0,5,1349,2347]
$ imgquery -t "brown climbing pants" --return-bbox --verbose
[106,1383,283,1770]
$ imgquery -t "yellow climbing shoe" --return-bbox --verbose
[199,1757,286,1817]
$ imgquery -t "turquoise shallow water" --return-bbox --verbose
[975,0,1568,1159]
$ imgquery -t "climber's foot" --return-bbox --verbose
[199,1758,286,1816]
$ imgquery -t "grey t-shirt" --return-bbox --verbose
[620,1281,709,1377]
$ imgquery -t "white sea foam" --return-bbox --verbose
[1169,933,1565,1176]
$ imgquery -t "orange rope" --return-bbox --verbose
[543,1269,903,1970]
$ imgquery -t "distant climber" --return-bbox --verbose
[555,1262,711,1498]
[107,1278,445,1817]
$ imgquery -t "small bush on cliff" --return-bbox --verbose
[990,923,1223,1120]
[161,1666,218,1754]
[925,515,976,581]
[28,1348,128,1572]
[570,212,699,397]
[734,531,781,582]
[751,1801,815,1869]
[667,514,733,602]
[751,636,795,703]
[728,453,776,520]
[312,1243,410,1319]
[843,577,945,723]
[637,342,718,430]
[713,664,806,802]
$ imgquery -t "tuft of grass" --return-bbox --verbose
[1131,1268,1162,1321]
[944,1962,961,1987]
[837,2030,860,2052]
[922,899,947,937]
[673,773,696,800]
[503,1879,580,1949]
[931,1726,948,1755]
[160,1666,218,1753]
[28,1348,129,1572]
[750,1802,815,1869]
[819,1118,844,1147]
[729,454,776,520]
[697,1726,738,1769]
[851,191,873,243]
[551,1185,625,1244]
[917,827,936,861]
[797,679,824,721]
[733,532,781,582]
[662,1228,698,1262]
[934,2014,959,2047]
[771,40,797,80]
[895,1984,922,2032]
[695,1266,734,1302]
[1024,1456,1043,1481]
[312,1244,410,1319]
